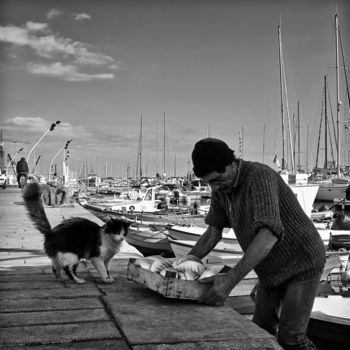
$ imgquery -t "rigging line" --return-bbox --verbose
[326,78,337,155]
[339,31,350,111]
[315,87,324,170]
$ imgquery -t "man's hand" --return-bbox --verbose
[197,273,236,306]
[196,227,278,306]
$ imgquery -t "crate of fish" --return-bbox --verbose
[127,256,227,300]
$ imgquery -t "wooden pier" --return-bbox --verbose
[0,187,282,349]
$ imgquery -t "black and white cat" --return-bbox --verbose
[23,182,131,284]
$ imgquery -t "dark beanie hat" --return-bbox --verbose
[192,138,235,177]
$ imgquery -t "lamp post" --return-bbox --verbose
[48,139,72,182]
[27,120,61,169]
[62,139,72,187]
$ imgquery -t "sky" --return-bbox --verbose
[0,0,349,179]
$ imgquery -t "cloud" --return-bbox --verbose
[26,22,48,32]
[73,13,92,21]
[27,62,115,81]
[0,22,115,66]
[46,9,63,19]
[0,117,129,149]
[2,116,54,133]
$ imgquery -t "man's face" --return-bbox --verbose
[201,163,235,193]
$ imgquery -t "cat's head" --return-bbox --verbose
[104,218,131,242]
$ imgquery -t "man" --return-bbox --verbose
[43,176,68,205]
[16,157,29,188]
[183,137,326,350]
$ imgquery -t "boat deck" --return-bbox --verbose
[0,187,282,349]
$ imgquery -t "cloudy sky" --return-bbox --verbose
[0,0,349,178]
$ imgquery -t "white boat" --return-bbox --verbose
[168,225,237,244]
[309,295,350,349]
[308,14,350,347]
[315,178,350,202]
[110,186,162,213]
[280,174,319,218]
[168,236,243,265]
[126,224,173,257]
[307,252,350,349]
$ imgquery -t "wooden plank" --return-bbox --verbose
[133,339,282,349]
[102,278,281,347]
[0,321,121,346]
[0,278,96,290]
[0,270,89,282]
[0,257,51,266]
[0,339,130,350]
[0,284,101,300]
[226,296,255,315]
[0,309,110,327]
[0,297,104,313]
[0,281,80,290]
[0,267,47,275]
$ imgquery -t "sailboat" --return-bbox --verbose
[315,13,350,202]
[307,14,350,349]
[276,23,319,217]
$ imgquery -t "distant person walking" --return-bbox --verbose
[173,188,180,205]
[16,157,29,188]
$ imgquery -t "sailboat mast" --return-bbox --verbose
[263,124,266,164]
[136,115,143,178]
[306,124,310,172]
[335,13,341,176]
[156,119,159,175]
[163,112,166,176]
[324,75,328,171]
[297,101,301,170]
[278,25,286,170]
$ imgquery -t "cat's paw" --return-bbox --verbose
[102,276,114,284]
[75,278,86,284]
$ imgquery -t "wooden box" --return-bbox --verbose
[127,258,225,300]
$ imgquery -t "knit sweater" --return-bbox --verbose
[205,159,326,287]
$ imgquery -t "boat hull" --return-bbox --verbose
[126,226,173,257]
[316,184,348,202]
[168,225,237,244]
[168,237,242,265]
[308,296,350,350]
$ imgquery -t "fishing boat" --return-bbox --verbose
[308,17,350,347]
[315,176,350,202]
[109,186,162,213]
[126,223,173,257]
[82,199,205,229]
[308,295,350,349]
[167,236,243,265]
[167,225,236,244]
[312,9,350,203]
[307,250,350,349]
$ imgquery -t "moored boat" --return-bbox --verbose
[168,225,236,244]
[168,236,243,265]
[126,224,173,257]
[307,251,350,349]
[315,178,350,202]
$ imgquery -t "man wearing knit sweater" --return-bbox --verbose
[185,137,326,350]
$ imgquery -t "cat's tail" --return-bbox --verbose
[23,182,53,235]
